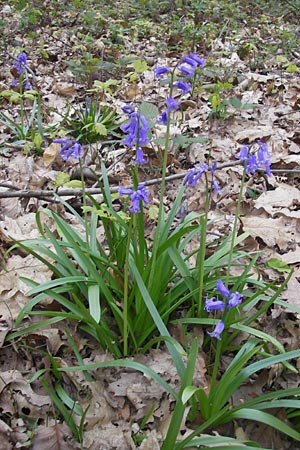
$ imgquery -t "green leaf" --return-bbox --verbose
[229,96,242,109]
[287,63,299,73]
[267,258,291,273]
[242,103,257,110]
[53,172,70,187]
[182,385,199,405]
[94,122,107,135]
[147,205,159,220]
[0,89,20,99]
[139,101,159,120]
[33,132,43,149]
[133,59,148,73]
[228,408,300,441]
[129,72,137,82]
[64,180,83,188]
[88,284,101,323]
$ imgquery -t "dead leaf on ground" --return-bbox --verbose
[32,423,79,450]
[241,215,298,251]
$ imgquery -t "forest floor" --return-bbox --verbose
[0,1,300,449]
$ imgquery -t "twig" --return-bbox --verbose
[0,160,244,199]
[0,160,293,199]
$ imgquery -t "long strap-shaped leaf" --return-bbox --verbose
[130,260,185,379]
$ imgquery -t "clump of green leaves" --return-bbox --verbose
[64,99,120,144]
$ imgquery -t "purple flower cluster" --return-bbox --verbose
[158,96,181,125]
[121,105,150,165]
[179,53,206,78]
[119,185,150,214]
[53,137,83,161]
[237,142,272,176]
[14,52,27,75]
[12,52,31,90]
[154,52,206,94]
[183,161,220,193]
[205,280,243,340]
[183,163,209,186]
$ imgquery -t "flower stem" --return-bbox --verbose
[226,165,246,282]
[123,217,133,356]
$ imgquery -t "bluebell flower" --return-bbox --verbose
[246,153,259,174]
[14,52,27,75]
[158,97,181,127]
[205,297,225,312]
[216,280,231,298]
[166,97,181,111]
[257,141,272,176]
[188,53,206,68]
[237,145,249,160]
[236,143,272,176]
[158,111,168,125]
[179,65,195,78]
[121,109,150,148]
[174,80,192,94]
[228,292,243,309]
[119,185,150,213]
[207,320,224,340]
[182,55,198,68]
[122,104,135,114]
[183,163,209,186]
[154,66,171,78]
[134,148,148,165]
[215,279,243,309]
[53,137,83,161]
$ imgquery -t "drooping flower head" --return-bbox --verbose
[12,52,31,90]
[154,66,171,78]
[158,97,181,127]
[119,185,150,213]
[53,137,83,161]
[179,64,195,78]
[257,141,272,176]
[205,297,225,313]
[179,52,206,78]
[205,280,243,340]
[207,321,224,340]
[121,105,150,149]
[174,80,192,94]
[183,163,209,186]
[14,52,27,75]
[187,53,206,68]
[216,280,231,298]
[236,142,272,176]
[134,148,148,165]
[246,154,259,174]
[166,97,181,111]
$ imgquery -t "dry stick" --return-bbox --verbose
[0,160,294,199]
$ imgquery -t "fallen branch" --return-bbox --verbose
[0,159,283,199]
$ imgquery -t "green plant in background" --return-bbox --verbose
[205,80,233,118]
[0,53,44,152]
[63,98,120,144]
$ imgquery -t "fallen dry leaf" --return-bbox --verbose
[32,423,78,450]
[241,215,297,251]
[43,142,60,167]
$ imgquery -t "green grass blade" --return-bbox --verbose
[227,408,300,441]
[130,260,185,378]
